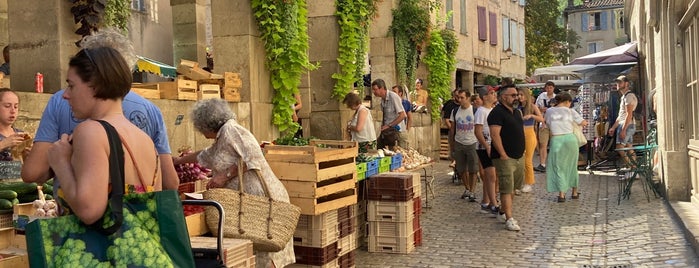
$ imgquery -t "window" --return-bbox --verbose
[477,6,487,41]
[460,0,467,35]
[131,0,145,12]
[519,25,525,57]
[502,17,510,50]
[446,0,453,29]
[489,12,497,45]
[587,41,603,53]
[582,11,608,31]
[510,21,518,55]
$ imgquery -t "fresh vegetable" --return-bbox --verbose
[0,190,17,200]
[0,199,12,210]
[0,181,38,195]
[175,147,211,183]
[42,183,53,194]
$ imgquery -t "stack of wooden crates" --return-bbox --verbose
[263,140,359,268]
[365,172,422,254]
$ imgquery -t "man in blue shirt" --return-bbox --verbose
[21,29,179,191]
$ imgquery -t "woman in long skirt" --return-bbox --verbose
[545,92,588,202]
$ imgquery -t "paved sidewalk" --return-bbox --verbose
[355,159,698,267]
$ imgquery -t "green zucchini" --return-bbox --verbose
[0,199,12,210]
[11,198,18,205]
[0,181,38,195]
[44,194,53,200]
[0,190,17,200]
[17,194,38,204]
[42,183,53,195]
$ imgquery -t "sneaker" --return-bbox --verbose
[534,164,546,172]
[496,212,507,223]
[479,203,490,214]
[489,206,499,218]
[514,189,522,196]
[521,184,533,193]
[461,190,471,199]
[468,193,477,202]
[505,218,521,231]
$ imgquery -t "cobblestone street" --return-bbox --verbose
[355,160,699,267]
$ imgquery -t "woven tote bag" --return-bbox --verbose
[203,159,301,252]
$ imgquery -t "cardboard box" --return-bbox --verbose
[185,212,209,237]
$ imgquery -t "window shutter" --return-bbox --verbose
[502,17,510,50]
[611,10,615,29]
[510,22,518,55]
[600,11,608,30]
[489,12,497,45]
[519,25,525,57]
[478,6,487,41]
[582,13,589,32]
[447,0,454,29]
[460,0,468,34]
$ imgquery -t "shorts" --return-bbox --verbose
[538,127,550,146]
[452,142,479,174]
[615,124,636,145]
[476,149,493,168]
[492,157,524,194]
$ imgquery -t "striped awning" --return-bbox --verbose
[135,56,177,78]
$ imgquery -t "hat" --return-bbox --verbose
[478,86,497,98]
[615,75,629,82]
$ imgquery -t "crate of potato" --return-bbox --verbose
[264,140,358,215]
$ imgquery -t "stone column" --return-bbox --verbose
[210,0,275,141]
[8,0,77,93]
[171,0,207,65]
[307,0,345,140]
[0,0,8,47]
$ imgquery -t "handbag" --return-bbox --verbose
[203,159,301,252]
[25,120,195,268]
[573,121,587,147]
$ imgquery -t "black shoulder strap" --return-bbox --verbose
[87,120,125,236]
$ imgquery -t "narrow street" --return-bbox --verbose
[355,159,699,267]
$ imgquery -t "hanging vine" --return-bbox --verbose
[423,31,455,120]
[390,0,433,92]
[332,0,377,100]
[251,0,316,136]
[69,0,130,44]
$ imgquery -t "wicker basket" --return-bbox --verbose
[0,212,12,228]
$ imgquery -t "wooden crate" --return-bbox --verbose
[283,174,357,215]
[131,83,161,99]
[189,236,254,268]
[159,79,197,100]
[198,84,221,100]
[224,72,242,88]
[223,86,241,102]
[440,135,449,160]
[229,255,255,268]
[264,140,358,182]
[0,228,28,268]
[185,212,209,237]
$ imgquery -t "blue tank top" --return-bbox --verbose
[519,107,535,126]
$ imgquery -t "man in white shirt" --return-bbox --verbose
[608,75,638,167]
[534,81,556,172]
[450,89,480,202]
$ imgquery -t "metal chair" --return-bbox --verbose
[616,123,661,204]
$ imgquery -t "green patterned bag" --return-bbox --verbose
[25,120,195,267]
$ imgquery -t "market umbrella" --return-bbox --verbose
[533,64,596,77]
[135,56,177,78]
[568,42,638,65]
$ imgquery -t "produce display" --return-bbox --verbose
[175,147,211,183]
[0,180,53,212]
[394,147,432,170]
[32,186,57,217]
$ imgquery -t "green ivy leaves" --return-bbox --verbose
[333,0,376,100]
[390,0,431,91]
[424,30,457,120]
[252,0,316,137]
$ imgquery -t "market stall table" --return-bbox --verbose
[406,162,435,208]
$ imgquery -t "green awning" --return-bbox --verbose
[135,56,177,78]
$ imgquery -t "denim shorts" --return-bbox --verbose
[615,124,636,145]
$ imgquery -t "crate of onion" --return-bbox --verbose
[263,140,358,215]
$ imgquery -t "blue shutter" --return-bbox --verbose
[611,10,615,29]
[581,13,589,32]
[502,17,510,50]
[600,11,608,30]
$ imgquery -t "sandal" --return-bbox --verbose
[572,193,581,200]
[557,196,566,203]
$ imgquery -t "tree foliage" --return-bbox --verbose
[525,0,580,75]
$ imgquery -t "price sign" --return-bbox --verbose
[0,161,22,180]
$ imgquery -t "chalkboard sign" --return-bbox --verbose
[0,161,22,179]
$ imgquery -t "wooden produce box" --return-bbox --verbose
[0,228,28,268]
[185,212,209,237]
[265,140,359,215]
[131,83,161,99]
[177,59,213,81]
[224,72,242,88]
[198,84,221,100]
[189,236,254,268]
[159,79,197,101]
[223,86,241,102]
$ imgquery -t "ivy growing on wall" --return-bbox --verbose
[251,0,315,136]
[423,30,456,120]
[390,0,432,90]
[69,0,130,43]
[332,0,377,100]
